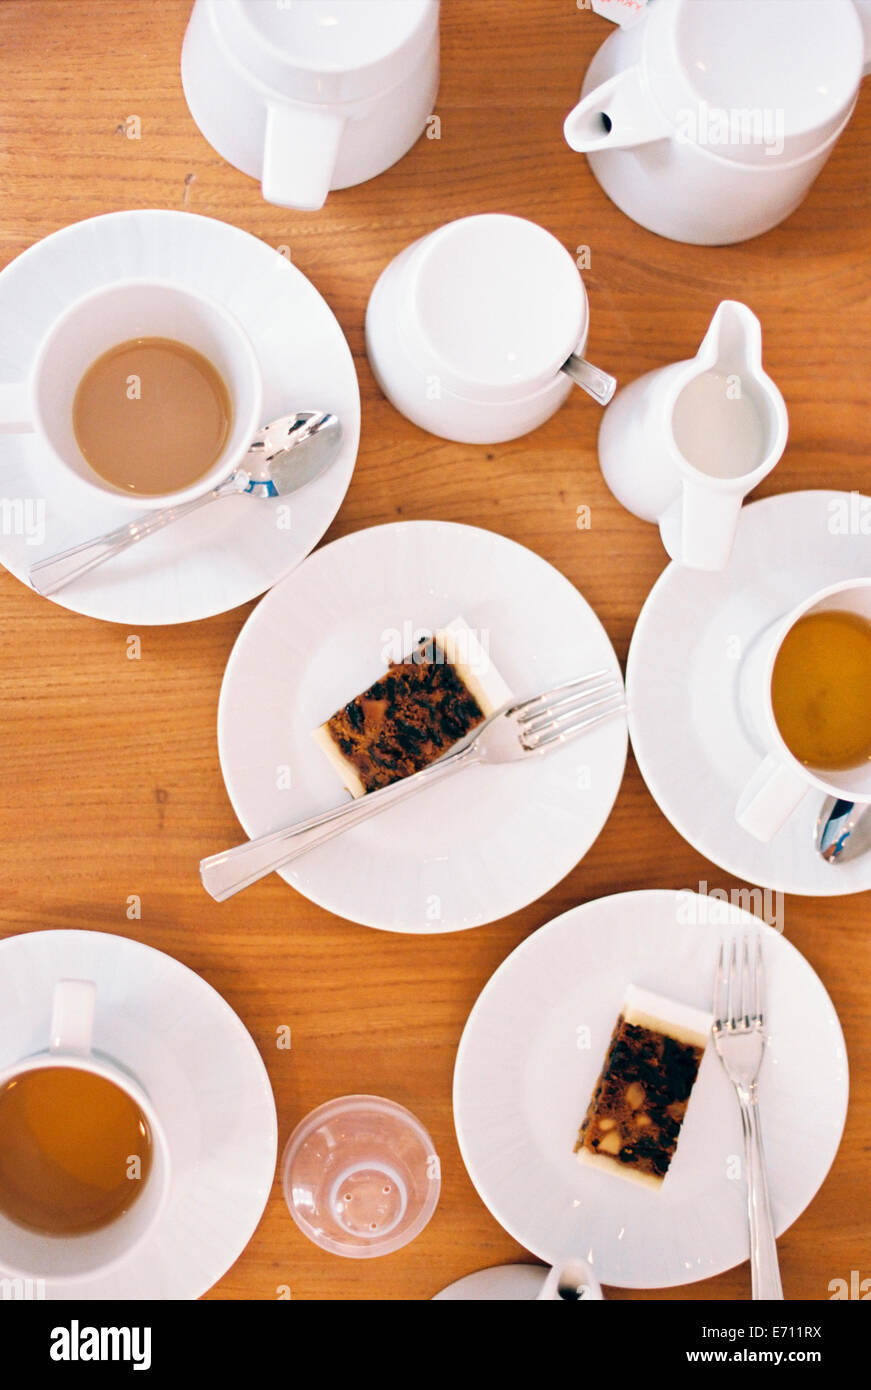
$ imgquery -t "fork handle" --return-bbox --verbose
[200,739,481,902]
[739,1089,784,1300]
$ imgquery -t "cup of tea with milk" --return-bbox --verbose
[0,280,263,508]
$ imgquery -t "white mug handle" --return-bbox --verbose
[736,753,810,842]
[0,383,33,433]
[49,979,97,1055]
[262,101,346,211]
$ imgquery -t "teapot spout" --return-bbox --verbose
[564,67,671,153]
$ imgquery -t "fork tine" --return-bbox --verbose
[521,694,626,749]
[517,676,619,728]
[506,670,613,717]
[520,680,622,736]
[713,941,727,1028]
[754,934,765,1027]
[742,935,752,1027]
[727,937,739,1028]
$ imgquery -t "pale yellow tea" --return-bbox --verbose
[771,609,871,770]
[72,336,231,494]
[0,1066,153,1235]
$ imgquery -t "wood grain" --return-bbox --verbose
[0,0,869,1301]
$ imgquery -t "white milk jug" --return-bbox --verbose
[564,0,871,244]
[597,301,789,570]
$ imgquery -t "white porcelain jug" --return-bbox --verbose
[598,302,788,570]
[182,0,439,211]
[564,0,871,244]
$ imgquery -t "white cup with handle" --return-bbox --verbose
[736,578,871,842]
[181,0,440,211]
[0,980,171,1283]
[365,213,615,445]
[0,278,263,511]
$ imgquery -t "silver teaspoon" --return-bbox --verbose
[561,353,617,405]
[814,797,871,865]
[29,410,342,597]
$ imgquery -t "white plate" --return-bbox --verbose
[0,929,277,1299]
[0,210,360,624]
[454,890,848,1289]
[217,520,628,932]
[433,1265,548,1300]
[627,491,871,896]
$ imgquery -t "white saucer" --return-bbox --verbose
[454,890,848,1289]
[0,930,277,1299]
[0,210,360,624]
[433,1265,548,1300]
[216,520,628,932]
[627,491,871,896]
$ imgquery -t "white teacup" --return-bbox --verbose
[736,578,871,842]
[0,979,170,1283]
[182,0,440,211]
[0,279,263,509]
[365,213,606,444]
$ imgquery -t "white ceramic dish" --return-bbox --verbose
[0,929,278,1300]
[216,520,628,932]
[454,890,848,1289]
[626,490,871,895]
[0,210,360,624]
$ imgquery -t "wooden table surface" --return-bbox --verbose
[0,0,869,1302]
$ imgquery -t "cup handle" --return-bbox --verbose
[262,101,346,211]
[0,383,33,433]
[736,753,810,842]
[855,0,871,76]
[49,979,96,1055]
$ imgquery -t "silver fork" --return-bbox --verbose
[712,935,784,1301]
[200,669,625,902]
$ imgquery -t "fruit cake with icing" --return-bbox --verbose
[575,986,711,1189]
[312,617,511,797]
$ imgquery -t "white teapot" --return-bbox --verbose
[564,0,871,245]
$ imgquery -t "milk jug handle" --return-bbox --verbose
[564,68,671,153]
[262,101,346,212]
[660,479,743,572]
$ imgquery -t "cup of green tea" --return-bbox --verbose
[736,577,871,841]
[0,279,263,508]
[0,979,170,1281]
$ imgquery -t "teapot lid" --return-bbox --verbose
[218,0,438,105]
[643,0,864,164]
